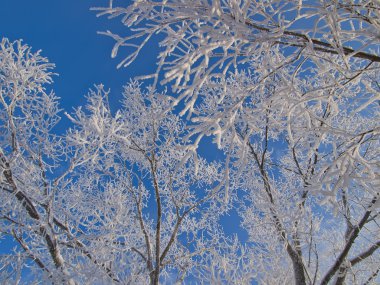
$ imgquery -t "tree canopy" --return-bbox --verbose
[1,1,380,284]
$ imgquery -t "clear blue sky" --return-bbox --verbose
[0,0,158,116]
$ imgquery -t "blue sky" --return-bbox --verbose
[0,0,157,116]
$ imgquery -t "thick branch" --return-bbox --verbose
[150,153,162,285]
[320,193,379,285]
[243,18,380,62]
[245,138,306,285]
[350,240,380,266]
[1,152,40,220]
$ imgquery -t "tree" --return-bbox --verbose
[95,0,380,284]
[0,39,231,284]
[0,38,72,283]
[1,0,379,284]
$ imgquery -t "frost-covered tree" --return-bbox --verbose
[0,39,231,284]
[1,0,380,283]
[96,1,380,284]
[62,83,230,284]
[0,38,72,284]
[96,0,380,114]
[203,68,380,284]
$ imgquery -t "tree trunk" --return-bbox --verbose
[287,245,307,285]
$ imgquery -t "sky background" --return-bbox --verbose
[0,0,246,243]
[0,0,155,116]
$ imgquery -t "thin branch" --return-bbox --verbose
[11,229,50,274]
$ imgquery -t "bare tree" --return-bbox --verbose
[0,39,229,284]
[96,1,380,284]
[1,0,379,283]
[0,38,75,284]
[95,0,380,114]
[62,83,229,284]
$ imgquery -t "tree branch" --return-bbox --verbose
[320,193,379,285]
[350,240,380,266]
